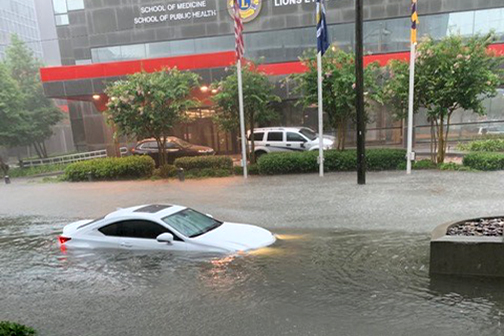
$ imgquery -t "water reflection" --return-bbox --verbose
[1,217,504,335]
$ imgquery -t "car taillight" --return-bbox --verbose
[131,148,136,153]
[58,236,71,244]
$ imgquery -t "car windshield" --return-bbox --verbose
[299,128,317,140]
[162,209,222,238]
[170,138,192,148]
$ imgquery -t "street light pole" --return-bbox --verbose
[355,0,366,185]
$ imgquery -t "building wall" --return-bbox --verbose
[43,0,504,153]
[0,0,42,59]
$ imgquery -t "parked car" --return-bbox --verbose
[58,204,276,253]
[248,127,335,159]
[132,137,214,164]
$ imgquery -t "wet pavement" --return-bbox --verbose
[1,171,504,335]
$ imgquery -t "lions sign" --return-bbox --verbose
[227,0,262,23]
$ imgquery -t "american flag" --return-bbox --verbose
[411,0,419,44]
[233,0,244,60]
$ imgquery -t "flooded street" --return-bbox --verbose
[1,216,504,336]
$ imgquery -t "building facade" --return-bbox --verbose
[41,0,504,153]
[0,0,43,59]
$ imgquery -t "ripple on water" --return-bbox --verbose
[1,217,504,335]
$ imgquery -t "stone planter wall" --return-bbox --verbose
[430,217,504,277]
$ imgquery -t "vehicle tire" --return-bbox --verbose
[255,150,267,160]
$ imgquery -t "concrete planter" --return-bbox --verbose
[430,217,504,277]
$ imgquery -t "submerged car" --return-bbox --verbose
[132,137,215,165]
[59,204,276,253]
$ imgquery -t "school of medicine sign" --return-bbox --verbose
[133,0,317,26]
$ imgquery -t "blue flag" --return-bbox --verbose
[316,0,329,55]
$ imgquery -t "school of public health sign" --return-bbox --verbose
[134,0,317,25]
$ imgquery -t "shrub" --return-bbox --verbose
[174,155,233,170]
[257,149,406,175]
[463,152,504,171]
[438,162,474,171]
[65,156,155,181]
[186,168,232,179]
[0,321,36,336]
[457,139,504,152]
[397,159,438,170]
[8,164,67,178]
[154,164,177,178]
[233,164,259,175]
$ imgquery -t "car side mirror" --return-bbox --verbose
[206,214,213,218]
[300,143,305,148]
[156,233,174,244]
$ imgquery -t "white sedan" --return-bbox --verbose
[58,204,276,253]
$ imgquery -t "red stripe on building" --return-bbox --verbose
[40,44,504,82]
[40,51,237,82]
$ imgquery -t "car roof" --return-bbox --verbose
[104,204,186,220]
[137,137,182,143]
[253,127,307,132]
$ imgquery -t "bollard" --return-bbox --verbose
[87,172,93,182]
[4,175,10,184]
[177,168,185,182]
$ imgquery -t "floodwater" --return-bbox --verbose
[1,217,504,336]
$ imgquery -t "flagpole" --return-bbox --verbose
[406,42,415,174]
[317,51,324,177]
[237,59,248,178]
[406,0,418,175]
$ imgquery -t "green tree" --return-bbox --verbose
[105,68,200,165]
[384,34,503,163]
[212,63,280,163]
[291,47,383,150]
[0,63,24,147]
[4,34,64,158]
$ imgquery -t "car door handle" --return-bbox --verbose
[286,144,291,147]
[265,144,270,147]
[120,242,132,248]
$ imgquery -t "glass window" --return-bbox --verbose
[52,0,67,14]
[120,44,146,61]
[299,128,317,140]
[98,220,172,240]
[92,46,121,63]
[55,14,69,26]
[287,132,306,142]
[170,39,196,57]
[162,209,223,238]
[250,132,264,141]
[146,41,171,59]
[267,132,283,142]
[67,0,84,11]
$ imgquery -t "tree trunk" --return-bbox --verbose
[436,115,445,164]
[249,113,256,164]
[443,112,453,164]
[33,142,43,159]
[156,137,166,166]
[41,142,48,158]
[341,118,347,151]
[430,118,435,163]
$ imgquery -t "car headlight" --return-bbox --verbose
[198,149,214,153]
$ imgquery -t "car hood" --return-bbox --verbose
[188,144,214,151]
[312,136,334,145]
[190,222,276,252]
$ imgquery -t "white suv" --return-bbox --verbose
[248,127,334,159]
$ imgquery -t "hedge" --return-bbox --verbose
[65,156,155,181]
[257,149,406,175]
[463,152,504,171]
[174,155,233,170]
[457,139,504,152]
